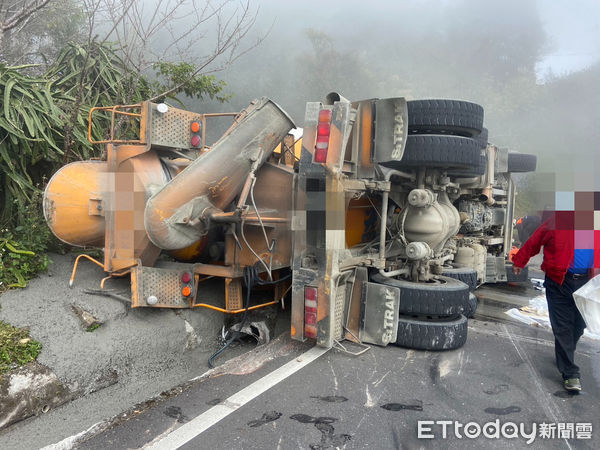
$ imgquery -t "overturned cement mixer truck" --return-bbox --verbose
[43,93,536,352]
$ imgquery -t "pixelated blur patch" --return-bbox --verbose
[574,230,594,248]
[574,210,594,230]
[575,191,595,211]
[595,231,600,268]
[555,191,574,211]
[555,211,574,230]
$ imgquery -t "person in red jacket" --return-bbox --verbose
[512,207,597,392]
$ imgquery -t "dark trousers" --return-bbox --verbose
[544,275,588,379]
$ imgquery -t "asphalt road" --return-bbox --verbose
[75,300,600,450]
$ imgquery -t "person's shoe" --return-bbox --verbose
[564,378,582,392]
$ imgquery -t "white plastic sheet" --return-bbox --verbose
[505,290,600,340]
[574,274,600,335]
[505,294,551,329]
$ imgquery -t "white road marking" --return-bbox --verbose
[330,363,339,391]
[364,384,375,408]
[373,370,390,387]
[145,346,329,450]
[438,359,452,378]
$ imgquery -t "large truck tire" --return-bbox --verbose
[474,127,488,148]
[393,314,468,351]
[446,153,486,177]
[407,99,484,137]
[441,266,478,291]
[464,292,478,318]
[390,135,481,170]
[370,273,470,315]
[507,153,537,173]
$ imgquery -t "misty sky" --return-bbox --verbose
[537,0,600,77]
[203,0,600,113]
[190,0,599,181]
[248,0,600,79]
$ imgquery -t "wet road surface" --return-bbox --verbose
[75,283,600,449]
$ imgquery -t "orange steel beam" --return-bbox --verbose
[69,254,104,287]
[88,104,144,144]
[100,269,132,290]
[191,300,279,314]
[200,112,239,152]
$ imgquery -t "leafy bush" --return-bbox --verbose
[0,64,65,226]
[0,192,51,291]
[0,321,42,374]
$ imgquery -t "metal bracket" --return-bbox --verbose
[343,178,391,193]
[332,337,370,356]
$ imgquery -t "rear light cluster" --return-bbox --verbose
[314,109,332,163]
[304,286,318,339]
[181,272,193,298]
[190,121,202,148]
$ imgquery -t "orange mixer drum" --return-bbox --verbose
[43,160,107,247]
[169,237,209,263]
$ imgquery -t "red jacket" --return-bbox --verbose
[512,216,574,285]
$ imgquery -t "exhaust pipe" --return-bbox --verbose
[144,98,295,250]
[480,146,496,205]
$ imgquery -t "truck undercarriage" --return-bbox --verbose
[43,93,536,353]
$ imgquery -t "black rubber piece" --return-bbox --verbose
[407,99,484,137]
[507,153,537,173]
[464,292,478,318]
[441,267,478,291]
[393,314,468,351]
[385,135,482,170]
[370,273,470,315]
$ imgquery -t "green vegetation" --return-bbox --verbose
[152,62,231,106]
[0,321,42,375]
[0,192,51,292]
[0,64,65,225]
[86,323,101,333]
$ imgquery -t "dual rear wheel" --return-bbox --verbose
[371,272,473,351]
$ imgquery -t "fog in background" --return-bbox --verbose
[187,0,599,193]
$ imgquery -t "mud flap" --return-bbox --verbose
[359,282,400,346]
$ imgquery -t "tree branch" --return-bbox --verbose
[1,0,53,32]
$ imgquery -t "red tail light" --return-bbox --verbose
[317,123,330,136]
[318,109,332,122]
[313,108,331,163]
[181,272,193,298]
[190,121,202,147]
[304,286,318,339]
